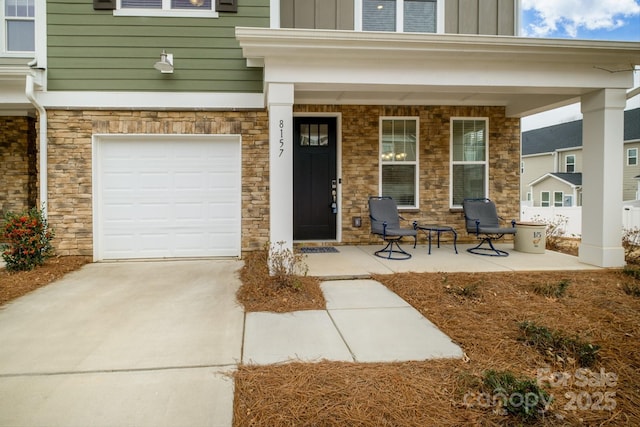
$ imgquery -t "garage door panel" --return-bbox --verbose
[96,136,241,260]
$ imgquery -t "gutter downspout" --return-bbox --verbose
[627,86,640,100]
[25,71,47,218]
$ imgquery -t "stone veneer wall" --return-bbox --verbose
[46,110,270,256]
[46,106,519,256]
[294,105,521,244]
[0,116,37,241]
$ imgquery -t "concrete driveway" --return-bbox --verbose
[0,260,244,427]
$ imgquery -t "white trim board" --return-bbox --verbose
[38,91,265,110]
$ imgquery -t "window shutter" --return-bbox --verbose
[216,0,237,12]
[93,0,116,10]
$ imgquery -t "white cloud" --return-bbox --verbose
[522,0,640,37]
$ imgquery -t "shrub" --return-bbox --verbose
[2,206,54,272]
[482,370,552,422]
[518,321,599,367]
[622,265,640,280]
[531,214,568,250]
[622,228,640,264]
[268,241,309,290]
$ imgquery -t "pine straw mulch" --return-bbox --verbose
[0,256,92,306]
[237,249,325,312]
[234,267,640,426]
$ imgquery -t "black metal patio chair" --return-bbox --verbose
[463,198,516,257]
[368,196,417,260]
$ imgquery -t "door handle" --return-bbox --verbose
[331,179,337,213]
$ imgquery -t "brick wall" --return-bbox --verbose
[0,116,37,241]
[46,110,270,256]
[294,105,521,244]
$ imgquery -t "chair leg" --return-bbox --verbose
[375,239,412,260]
[467,237,509,257]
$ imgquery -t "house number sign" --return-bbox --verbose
[279,119,285,158]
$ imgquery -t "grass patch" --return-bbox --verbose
[443,275,481,299]
[518,321,600,367]
[622,282,640,297]
[531,279,570,298]
[481,370,552,422]
[445,282,480,298]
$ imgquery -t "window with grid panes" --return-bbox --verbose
[450,119,488,207]
[4,0,34,52]
[362,0,436,33]
[379,118,418,207]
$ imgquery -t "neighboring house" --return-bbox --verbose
[1,0,639,267]
[527,172,582,207]
[521,108,640,206]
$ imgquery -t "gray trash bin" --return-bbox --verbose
[514,222,546,254]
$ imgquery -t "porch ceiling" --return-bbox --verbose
[236,28,640,117]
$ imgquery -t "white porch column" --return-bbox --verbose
[267,83,294,252]
[578,88,627,267]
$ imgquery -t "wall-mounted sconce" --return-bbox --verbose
[352,216,362,228]
[153,50,174,74]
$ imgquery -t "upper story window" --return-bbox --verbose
[360,0,437,33]
[628,148,638,166]
[380,117,419,208]
[3,0,35,53]
[565,154,575,173]
[116,0,218,17]
[450,118,488,208]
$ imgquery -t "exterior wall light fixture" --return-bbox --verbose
[154,50,174,74]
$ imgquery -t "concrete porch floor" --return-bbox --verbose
[303,243,598,279]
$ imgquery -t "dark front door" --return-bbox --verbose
[293,117,337,240]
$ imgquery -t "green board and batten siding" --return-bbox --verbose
[47,0,269,92]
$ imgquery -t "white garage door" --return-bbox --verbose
[94,135,241,260]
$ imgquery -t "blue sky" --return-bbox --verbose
[521,0,640,41]
[520,0,640,130]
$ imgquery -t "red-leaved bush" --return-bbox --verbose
[2,206,54,272]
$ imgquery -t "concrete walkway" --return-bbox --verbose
[243,279,462,364]
[0,246,597,426]
[0,260,243,427]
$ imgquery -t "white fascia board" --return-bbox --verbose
[527,173,554,188]
[555,146,582,153]
[522,152,554,159]
[236,28,640,65]
[37,91,265,110]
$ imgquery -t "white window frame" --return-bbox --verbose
[379,116,420,209]
[553,191,563,207]
[355,0,444,33]
[450,117,489,208]
[627,148,638,166]
[1,0,36,55]
[563,194,573,207]
[565,154,575,173]
[541,191,550,207]
[115,0,219,18]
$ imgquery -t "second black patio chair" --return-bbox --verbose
[463,198,516,257]
[368,196,417,260]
